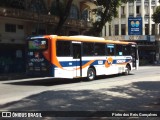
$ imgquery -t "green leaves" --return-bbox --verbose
[89,0,135,36]
[152,6,160,23]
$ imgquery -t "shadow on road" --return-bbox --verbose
[3,74,134,86]
[1,80,159,112]
[4,78,82,86]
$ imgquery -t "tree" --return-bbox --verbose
[85,0,135,36]
[152,6,160,23]
[50,0,73,35]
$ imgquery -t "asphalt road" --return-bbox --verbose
[0,66,160,120]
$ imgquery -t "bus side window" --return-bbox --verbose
[106,44,115,56]
[83,42,94,56]
[123,45,130,56]
[116,45,123,56]
[56,41,71,56]
[94,43,105,56]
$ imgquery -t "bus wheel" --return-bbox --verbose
[87,68,96,80]
[124,65,130,75]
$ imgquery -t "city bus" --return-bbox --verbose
[26,35,139,80]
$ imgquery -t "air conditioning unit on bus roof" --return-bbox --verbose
[69,35,105,40]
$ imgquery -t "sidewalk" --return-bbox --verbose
[0,65,159,81]
[0,73,28,81]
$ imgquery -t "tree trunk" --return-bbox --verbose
[55,0,73,35]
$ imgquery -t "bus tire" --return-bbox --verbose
[87,68,96,80]
[124,65,130,75]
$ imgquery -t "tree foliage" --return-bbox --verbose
[86,0,135,36]
[152,6,160,23]
[50,0,135,36]
[50,0,73,35]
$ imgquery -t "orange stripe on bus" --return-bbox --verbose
[75,60,95,70]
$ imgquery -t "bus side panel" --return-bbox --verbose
[93,57,106,75]
[81,56,106,77]
[54,57,74,78]
[52,56,134,78]
[50,38,57,77]
[115,56,132,73]
[81,56,129,77]
[105,56,119,75]
[42,37,53,77]
[72,58,81,78]
[104,56,133,75]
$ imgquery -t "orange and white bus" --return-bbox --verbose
[27,35,139,80]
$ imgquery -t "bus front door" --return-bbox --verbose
[72,43,82,78]
[131,45,139,69]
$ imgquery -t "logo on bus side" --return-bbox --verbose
[116,60,126,64]
[105,57,113,68]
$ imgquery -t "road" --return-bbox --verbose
[0,66,160,119]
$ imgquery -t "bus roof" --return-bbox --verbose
[53,35,136,45]
[29,35,136,45]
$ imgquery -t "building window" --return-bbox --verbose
[82,9,88,21]
[129,6,133,15]
[145,6,149,15]
[109,25,111,36]
[69,5,78,19]
[10,0,25,9]
[151,6,155,15]
[105,25,107,36]
[121,6,125,15]
[121,24,125,35]
[29,0,46,13]
[5,24,16,33]
[145,24,149,35]
[17,25,23,30]
[152,24,155,35]
[115,25,119,35]
[136,6,140,15]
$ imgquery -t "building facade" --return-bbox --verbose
[1,0,159,75]
[0,0,93,74]
[102,0,160,65]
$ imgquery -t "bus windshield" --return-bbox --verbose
[28,39,47,50]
